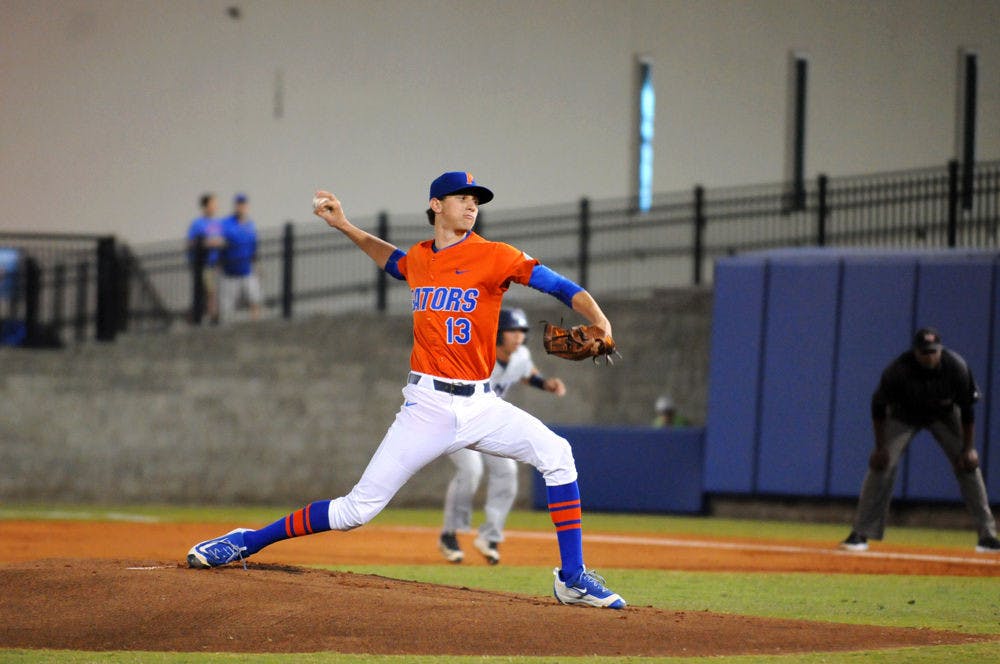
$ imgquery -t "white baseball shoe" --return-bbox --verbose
[473,536,500,565]
[438,532,464,563]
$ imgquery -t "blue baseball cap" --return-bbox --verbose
[429,171,493,204]
[234,193,248,204]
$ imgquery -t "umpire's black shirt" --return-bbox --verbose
[871,349,980,427]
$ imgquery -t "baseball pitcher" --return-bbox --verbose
[187,171,625,608]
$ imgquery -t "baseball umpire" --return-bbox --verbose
[439,307,566,564]
[840,327,1000,553]
[187,171,625,608]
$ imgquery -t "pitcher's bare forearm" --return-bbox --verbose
[314,191,397,269]
[336,222,398,269]
[570,290,612,338]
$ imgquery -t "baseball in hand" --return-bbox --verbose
[313,195,332,212]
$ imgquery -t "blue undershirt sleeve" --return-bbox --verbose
[528,264,584,307]
[384,248,406,281]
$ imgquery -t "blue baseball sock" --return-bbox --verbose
[242,500,332,555]
[546,481,584,581]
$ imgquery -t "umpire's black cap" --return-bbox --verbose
[912,327,943,352]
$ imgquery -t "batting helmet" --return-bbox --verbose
[497,307,530,344]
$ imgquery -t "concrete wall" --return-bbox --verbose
[0,289,712,506]
[3,0,998,244]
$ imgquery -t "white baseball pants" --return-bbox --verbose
[326,373,576,531]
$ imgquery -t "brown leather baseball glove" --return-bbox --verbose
[542,322,617,362]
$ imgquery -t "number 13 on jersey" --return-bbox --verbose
[446,317,472,344]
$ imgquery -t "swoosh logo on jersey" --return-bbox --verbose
[454,269,470,275]
[404,401,418,407]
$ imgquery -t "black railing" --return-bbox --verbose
[3,159,998,345]
[0,232,171,347]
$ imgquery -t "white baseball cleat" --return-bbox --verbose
[473,536,500,565]
[438,532,464,563]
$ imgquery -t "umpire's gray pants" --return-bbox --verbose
[443,447,518,543]
[852,411,997,540]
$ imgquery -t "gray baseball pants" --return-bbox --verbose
[851,410,997,540]
[443,447,518,543]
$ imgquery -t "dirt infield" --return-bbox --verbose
[1,520,998,656]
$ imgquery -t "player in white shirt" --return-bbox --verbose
[438,308,566,564]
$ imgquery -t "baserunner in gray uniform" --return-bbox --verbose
[840,327,1000,553]
[438,308,566,564]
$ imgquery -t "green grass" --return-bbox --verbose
[1,505,998,663]
[3,646,1000,664]
[0,502,981,549]
[320,564,999,634]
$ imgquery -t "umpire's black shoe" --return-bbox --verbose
[839,531,868,552]
[975,535,1000,553]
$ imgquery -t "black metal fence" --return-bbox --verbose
[3,159,998,345]
[0,233,170,347]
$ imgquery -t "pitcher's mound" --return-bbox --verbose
[0,559,991,656]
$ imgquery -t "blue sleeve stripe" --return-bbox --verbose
[528,265,583,307]
[384,249,406,281]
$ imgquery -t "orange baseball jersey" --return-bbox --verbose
[396,232,538,380]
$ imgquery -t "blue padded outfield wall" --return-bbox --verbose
[706,248,1000,504]
[532,426,705,513]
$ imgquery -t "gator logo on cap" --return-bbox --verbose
[466,172,475,184]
